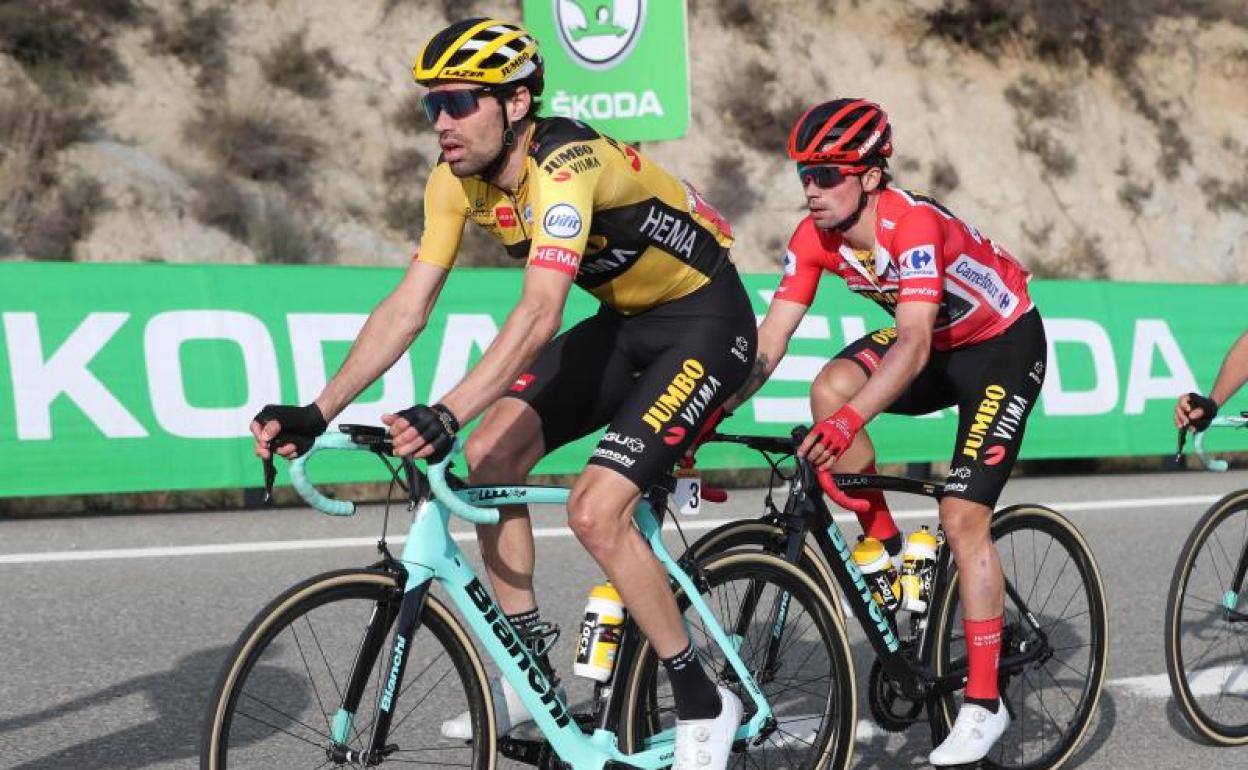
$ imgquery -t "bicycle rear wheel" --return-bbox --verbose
[929,504,1108,770]
[619,551,856,770]
[1165,489,1248,745]
[201,568,495,769]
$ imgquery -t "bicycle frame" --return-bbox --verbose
[297,437,773,770]
[705,432,1055,702]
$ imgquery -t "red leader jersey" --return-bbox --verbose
[776,187,1033,351]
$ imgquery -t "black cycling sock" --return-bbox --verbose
[965,696,1000,713]
[507,608,559,684]
[506,608,542,635]
[661,644,721,720]
[883,533,903,558]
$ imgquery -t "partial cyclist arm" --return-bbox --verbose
[313,260,449,420]
[723,298,808,413]
[846,300,937,421]
[436,266,572,424]
[1176,329,1248,428]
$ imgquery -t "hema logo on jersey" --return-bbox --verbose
[542,204,583,239]
[950,254,1018,315]
[899,245,938,279]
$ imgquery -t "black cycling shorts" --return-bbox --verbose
[505,263,757,491]
[835,308,1048,508]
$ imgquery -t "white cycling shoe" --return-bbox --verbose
[441,675,564,739]
[929,699,1009,766]
[673,686,744,770]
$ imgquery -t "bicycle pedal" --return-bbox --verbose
[498,736,545,765]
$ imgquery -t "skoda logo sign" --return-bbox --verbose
[555,0,646,71]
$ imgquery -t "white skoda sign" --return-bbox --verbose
[555,0,646,70]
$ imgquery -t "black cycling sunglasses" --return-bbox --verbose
[797,163,859,189]
[421,87,499,122]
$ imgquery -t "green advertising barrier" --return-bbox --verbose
[523,0,690,141]
[1,262,1246,497]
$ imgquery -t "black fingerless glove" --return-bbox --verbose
[1186,392,1219,432]
[395,403,459,462]
[253,403,328,455]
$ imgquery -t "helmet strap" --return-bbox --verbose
[482,93,517,186]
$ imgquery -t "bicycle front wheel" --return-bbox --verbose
[1165,489,1248,745]
[929,504,1109,770]
[619,551,856,770]
[202,568,496,769]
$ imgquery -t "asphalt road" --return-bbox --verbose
[2,469,1248,769]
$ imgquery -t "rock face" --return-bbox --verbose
[2,0,1245,281]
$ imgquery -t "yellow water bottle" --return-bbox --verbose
[900,526,939,614]
[851,535,901,612]
[573,582,625,682]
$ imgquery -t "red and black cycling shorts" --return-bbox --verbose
[505,262,757,491]
[834,308,1047,508]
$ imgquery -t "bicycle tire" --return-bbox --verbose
[201,568,496,769]
[619,551,857,770]
[928,504,1108,770]
[685,518,844,625]
[1164,488,1248,745]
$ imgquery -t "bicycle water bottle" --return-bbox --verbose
[851,536,901,613]
[573,582,625,682]
[900,526,939,614]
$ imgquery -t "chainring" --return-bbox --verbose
[868,657,925,733]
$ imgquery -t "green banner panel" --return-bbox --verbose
[523,0,690,141]
[1,262,1245,497]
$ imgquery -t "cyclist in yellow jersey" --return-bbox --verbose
[249,19,752,768]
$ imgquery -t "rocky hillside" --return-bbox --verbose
[2,0,1246,281]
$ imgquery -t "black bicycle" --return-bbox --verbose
[1165,413,1248,745]
[682,428,1109,770]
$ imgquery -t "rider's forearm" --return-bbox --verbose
[847,337,929,421]
[1210,331,1248,406]
[725,330,788,413]
[438,301,561,425]
[315,299,426,420]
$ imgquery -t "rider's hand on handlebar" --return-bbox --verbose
[798,405,865,471]
[251,403,328,460]
[1175,392,1219,433]
[384,404,459,461]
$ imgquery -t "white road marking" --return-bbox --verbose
[1111,666,1248,699]
[0,494,1221,566]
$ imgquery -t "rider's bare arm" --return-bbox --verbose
[437,266,573,425]
[1176,330,1248,428]
[846,301,938,421]
[724,297,808,413]
[314,260,450,420]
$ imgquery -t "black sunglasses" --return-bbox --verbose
[421,86,499,122]
[797,163,859,189]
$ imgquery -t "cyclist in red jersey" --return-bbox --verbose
[717,98,1048,766]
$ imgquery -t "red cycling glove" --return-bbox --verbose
[808,404,866,463]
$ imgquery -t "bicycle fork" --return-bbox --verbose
[329,569,430,765]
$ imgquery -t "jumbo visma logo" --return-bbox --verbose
[555,0,645,70]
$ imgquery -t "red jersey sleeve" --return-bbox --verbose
[892,206,946,305]
[775,217,834,306]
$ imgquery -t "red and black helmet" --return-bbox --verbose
[788,98,893,170]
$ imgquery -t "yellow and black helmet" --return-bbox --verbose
[413,18,544,94]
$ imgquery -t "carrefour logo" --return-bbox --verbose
[555,0,646,70]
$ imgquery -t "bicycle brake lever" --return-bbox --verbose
[262,456,277,504]
[1174,428,1188,465]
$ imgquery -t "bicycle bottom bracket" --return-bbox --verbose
[868,658,924,732]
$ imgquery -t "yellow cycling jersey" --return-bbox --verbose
[416,117,734,315]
